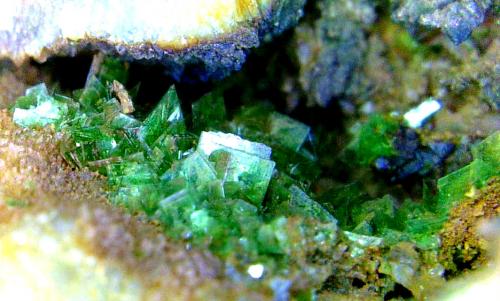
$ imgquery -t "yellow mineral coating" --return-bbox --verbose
[0,213,143,301]
[440,178,500,273]
[0,110,270,301]
[434,218,500,301]
[0,0,271,63]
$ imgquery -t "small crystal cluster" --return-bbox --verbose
[10,58,337,283]
[339,125,498,249]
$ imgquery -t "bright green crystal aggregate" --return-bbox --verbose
[333,131,499,250]
[10,56,499,299]
[10,60,333,284]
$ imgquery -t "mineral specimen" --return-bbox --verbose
[0,111,270,300]
[0,0,306,80]
[392,0,494,44]
[1,0,498,294]
[3,44,500,299]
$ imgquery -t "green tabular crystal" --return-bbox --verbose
[319,182,368,229]
[229,104,319,183]
[197,131,276,207]
[268,112,311,153]
[350,195,397,235]
[437,132,500,214]
[267,177,335,223]
[156,188,203,239]
[191,92,226,133]
[12,84,68,128]
[230,105,312,154]
[76,76,108,111]
[171,150,218,188]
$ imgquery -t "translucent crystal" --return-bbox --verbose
[437,132,499,214]
[191,92,226,133]
[269,112,310,152]
[139,86,186,146]
[13,84,68,128]
[198,131,275,206]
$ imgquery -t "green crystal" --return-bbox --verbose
[437,132,499,214]
[346,114,399,166]
[191,92,226,132]
[229,104,312,154]
[351,195,397,234]
[149,133,196,175]
[228,104,318,182]
[98,57,129,85]
[156,188,203,239]
[12,84,68,128]
[268,183,335,223]
[190,209,216,235]
[269,112,311,152]
[76,76,108,111]
[167,150,217,189]
[198,131,275,207]
[319,183,368,229]
[139,86,186,146]
[112,183,167,214]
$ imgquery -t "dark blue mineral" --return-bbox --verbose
[375,127,455,182]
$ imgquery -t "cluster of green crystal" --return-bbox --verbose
[10,57,499,298]
[11,58,336,279]
[334,131,499,250]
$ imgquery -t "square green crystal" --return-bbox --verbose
[156,188,204,238]
[269,184,336,223]
[269,112,311,152]
[167,150,218,189]
[197,131,275,207]
[351,195,396,234]
[347,114,399,166]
